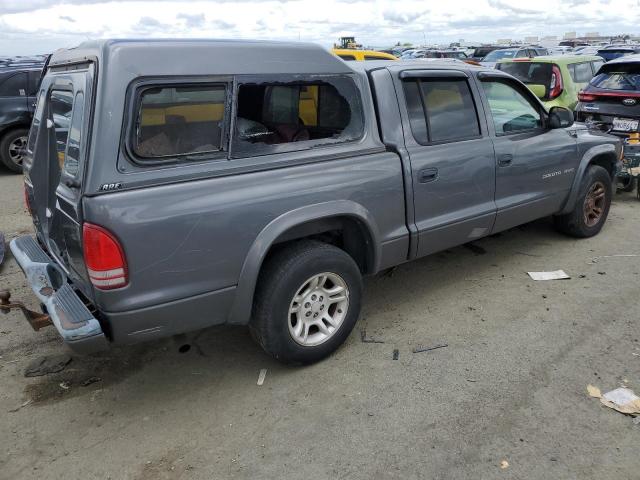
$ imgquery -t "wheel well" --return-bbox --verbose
[589,153,616,179]
[268,216,375,275]
[0,125,30,143]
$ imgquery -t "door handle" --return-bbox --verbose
[497,154,513,167]
[418,168,438,183]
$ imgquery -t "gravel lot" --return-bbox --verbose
[1,169,639,480]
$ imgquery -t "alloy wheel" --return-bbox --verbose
[288,272,349,347]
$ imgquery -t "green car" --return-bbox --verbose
[496,55,605,110]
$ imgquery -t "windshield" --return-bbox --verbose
[591,63,640,91]
[483,50,516,62]
[497,62,552,85]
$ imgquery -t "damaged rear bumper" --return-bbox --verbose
[9,235,109,354]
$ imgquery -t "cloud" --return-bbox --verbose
[382,10,427,25]
[487,0,540,15]
[59,15,75,22]
[176,12,205,28]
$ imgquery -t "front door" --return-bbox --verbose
[396,70,497,257]
[477,76,578,233]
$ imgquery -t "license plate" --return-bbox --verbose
[612,117,639,132]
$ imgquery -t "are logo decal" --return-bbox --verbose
[100,183,123,191]
[622,98,637,106]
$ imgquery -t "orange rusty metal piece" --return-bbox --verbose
[0,290,52,331]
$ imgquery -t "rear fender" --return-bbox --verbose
[226,200,381,325]
[559,144,618,215]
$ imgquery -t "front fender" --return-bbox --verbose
[226,200,381,325]
[559,143,618,215]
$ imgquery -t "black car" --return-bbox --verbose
[470,45,504,62]
[0,62,43,172]
[576,54,640,191]
[596,45,640,62]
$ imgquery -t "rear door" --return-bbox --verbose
[476,74,578,233]
[24,64,94,291]
[395,70,497,257]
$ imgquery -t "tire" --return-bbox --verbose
[0,128,29,173]
[553,165,612,238]
[250,240,363,365]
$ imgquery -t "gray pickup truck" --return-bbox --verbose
[5,39,623,364]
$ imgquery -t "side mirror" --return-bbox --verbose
[528,84,546,99]
[548,106,574,129]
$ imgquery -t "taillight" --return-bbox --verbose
[549,65,563,99]
[82,223,128,290]
[578,91,597,102]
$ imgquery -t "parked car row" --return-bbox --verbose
[575,54,640,191]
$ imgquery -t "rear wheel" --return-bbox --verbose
[554,165,612,238]
[250,240,362,365]
[0,128,29,173]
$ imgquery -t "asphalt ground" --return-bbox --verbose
[1,169,639,480]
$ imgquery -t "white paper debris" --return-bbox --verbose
[527,270,570,281]
[257,368,267,386]
[588,385,640,416]
[602,387,640,406]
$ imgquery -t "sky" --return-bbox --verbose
[1,0,639,56]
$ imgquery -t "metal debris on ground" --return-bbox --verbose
[8,399,32,413]
[587,384,640,416]
[392,349,399,360]
[80,376,102,387]
[24,354,72,377]
[527,270,570,281]
[360,329,385,344]
[413,344,448,353]
[588,254,640,264]
[257,368,267,386]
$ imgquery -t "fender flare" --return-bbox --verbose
[559,143,618,215]
[226,200,381,325]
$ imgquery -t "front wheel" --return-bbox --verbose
[553,165,612,238]
[250,240,363,365]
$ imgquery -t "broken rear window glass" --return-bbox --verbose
[133,84,226,160]
[233,76,364,157]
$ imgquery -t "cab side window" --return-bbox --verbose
[232,77,364,157]
[481,80,542,135]
[403,78,481,144]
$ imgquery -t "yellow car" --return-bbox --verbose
[331,49,396,61]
